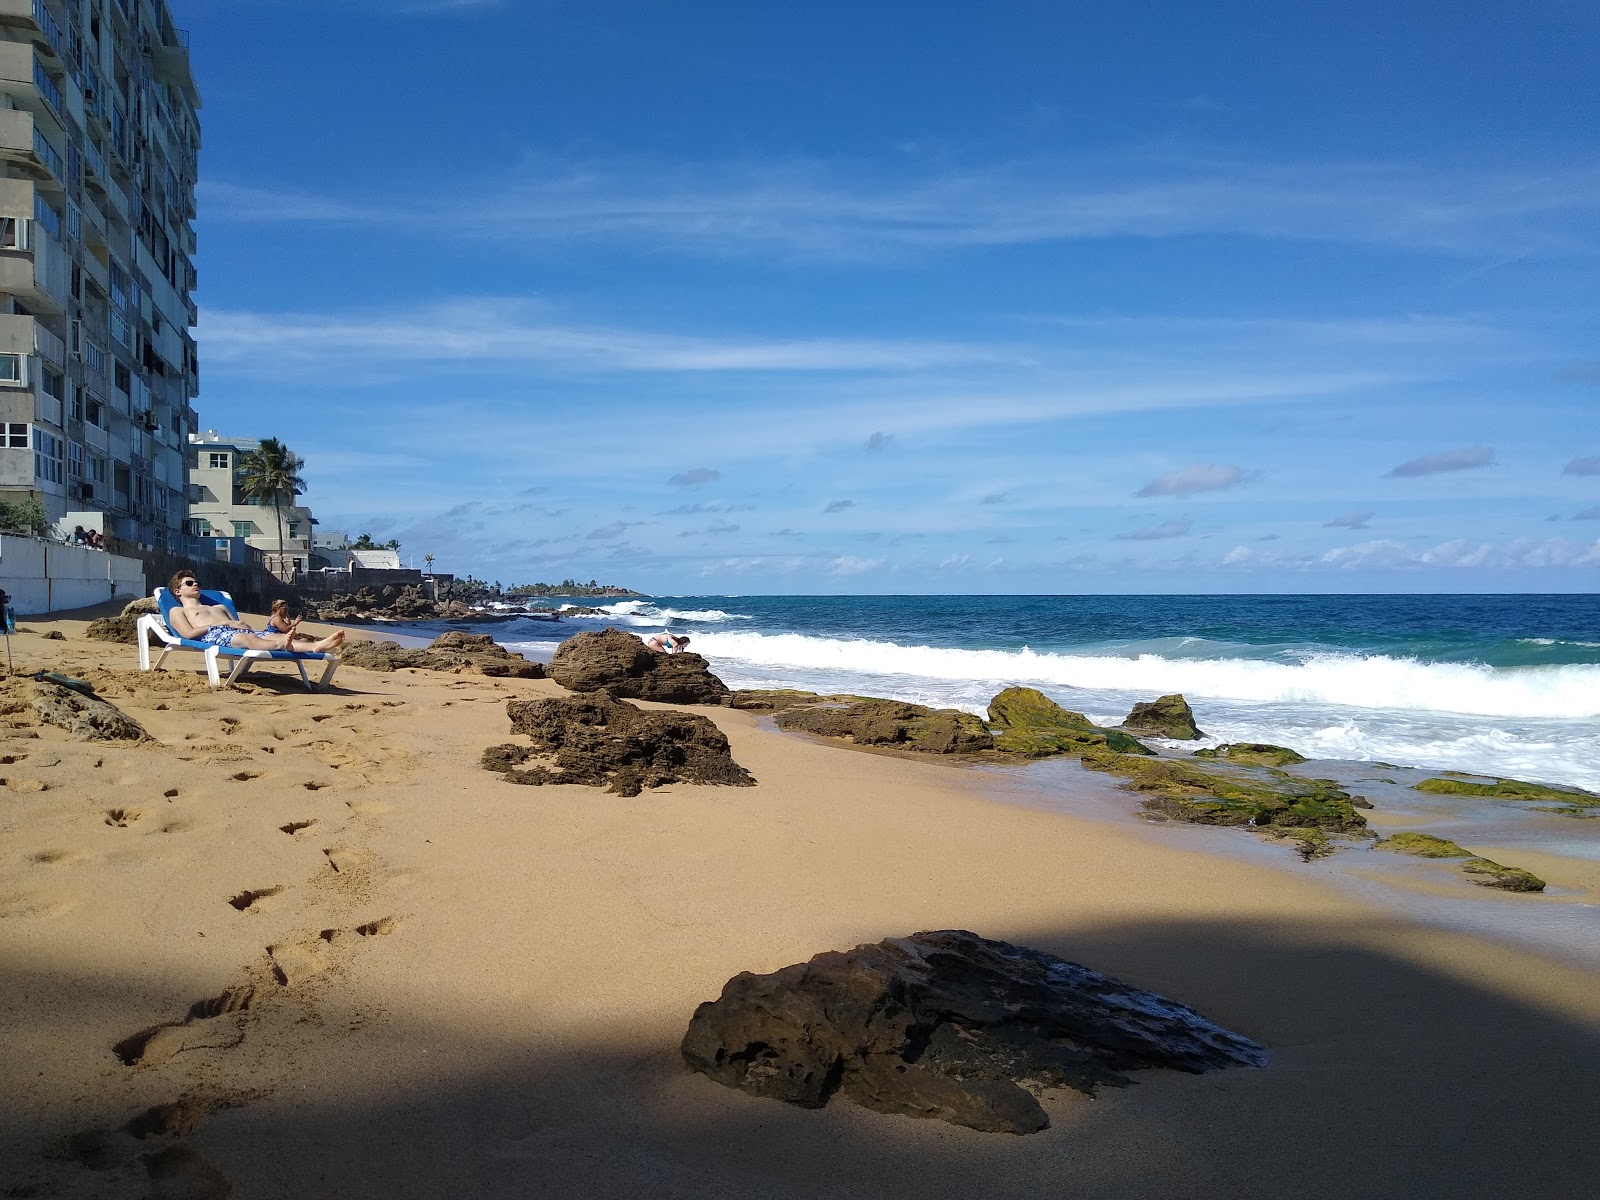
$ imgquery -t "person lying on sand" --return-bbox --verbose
[166,571,345,654]
[643,632,690,654]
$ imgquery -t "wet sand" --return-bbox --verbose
[2,609,1598,1198]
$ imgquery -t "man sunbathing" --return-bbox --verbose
[166,571,345,653]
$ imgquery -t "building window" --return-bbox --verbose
[232,521,252,538]
[208,451,228,469]
[67,441,83,478]
[287,521,301,539]
[70,384,84,422]
[33,428,64,485]
[0,217,29,251]
[4,423,27,448]
[88,455,107,483]
[42,368,63,400]
[0,354,25,386]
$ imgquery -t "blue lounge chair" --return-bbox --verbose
[137,587,340,690]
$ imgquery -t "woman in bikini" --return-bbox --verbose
[167,571,345,654]
[265,599,295,634]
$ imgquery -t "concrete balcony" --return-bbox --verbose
[0,224,68,314]
[84,421,107,452]
[0,108,63,190]
[0,1,65,61]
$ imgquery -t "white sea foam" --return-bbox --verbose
[690,631,1600,720]
[579,600,751,625]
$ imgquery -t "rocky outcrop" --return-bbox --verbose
[1119,694,1204,740]
[1376,832,1546,892]
[306,584,486,624]
[483,692,754,796]
[774,697,992,754]
[681,929,1265,1134]
[1415,775,1600,814]
[985,686,1153,757]
[30,681,151,742]
[339,632,544,678]
[547,628,729,705]
[1193,742,1307,768]
[1079,745,1368,833]
[84,597,161,645]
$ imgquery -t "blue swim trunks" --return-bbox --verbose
[199,625,249,648]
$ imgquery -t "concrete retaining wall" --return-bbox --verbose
[0,535,145,614]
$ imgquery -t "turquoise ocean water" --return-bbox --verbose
[469,593,1600,793]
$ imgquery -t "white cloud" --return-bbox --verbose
[1135,463,1257,497]
[1386,446,1495,477]
[1325,509,1375,529]
[829,556,884,575]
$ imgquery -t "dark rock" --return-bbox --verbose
[484,691,754,796]
[727,688,838,712]
[774,697,992,754]
[1461,858,1546,892]
[85,598,163,644]
[1120,694,1204,740]
[1193,742,1307,767]
[30,683,151,742]
[1377,832,1474,859]
[339,633,543,678]
[547,628,729,705]
[681,929,1265,1134]
[985,686,1151,758]
[42,629,64,640]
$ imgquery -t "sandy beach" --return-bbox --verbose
[2,607,1598,1199]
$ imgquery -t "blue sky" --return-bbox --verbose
[177,0,1598,593]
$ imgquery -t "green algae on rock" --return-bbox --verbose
[1376,831,1546,892]
[985,687,1154,758]
[1414,776,1600,812]
[1077,745,1368,833]
[1376,832,1474,859]
[1193,743,1308,768]
[1461,858,1546,892]
[1119,694,1204,740]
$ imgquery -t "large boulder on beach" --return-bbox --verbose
[84,597,161,645]
[340,632,544,678]
[547,628,729,705]
[985,686,1153,758]
[681,929,1266,1134]
[774,697,992,754]
[1119,694,1204,740]
[482,691,754,796]
[1193,742,1307,768]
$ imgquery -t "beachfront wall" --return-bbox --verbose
[0,535,144,614]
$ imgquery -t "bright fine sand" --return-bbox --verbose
[3,609,1598,1199]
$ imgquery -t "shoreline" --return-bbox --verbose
[2,614,1598,1197]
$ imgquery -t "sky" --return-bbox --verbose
[175,0,1599,594]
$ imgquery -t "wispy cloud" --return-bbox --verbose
[829,555,883,575]
[1114,519,1192,540]
[1563,455,1600,476]
[1386,446,1495,477]
[668,467,720,488]
[197,301,1006,375]
[979,492,1009,505]
[1573,506,1600,521]
[199,155,1600,261]
[823,499,858,513]
[1325,509,1375,529]
[1136,463,1257,497]
[864,432,894,452]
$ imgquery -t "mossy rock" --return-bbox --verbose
[1193,742,1307,768]
[1376,832,1473,859]
[986,686,1153,758]
[1415,776,1600,809]
[1078,746,1367,832]
[987,686,1097,732]
[1119,694,1203,740]
[1461,858,1546,893]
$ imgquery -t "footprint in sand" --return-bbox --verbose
[3,777,49,792]
[157,819,194,835]
[279,819,317,836]
[146,1144,233,1200]
[105,808,142,827]
[301,781,331,791]
[227,886,284,912]
[228,771,262,782]
[112,986,255,1067]
[344,800,391,817]
[29,848,80,865]
[354,915,398,937]
[322,848,372,875]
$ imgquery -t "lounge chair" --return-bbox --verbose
[137,587,340,690]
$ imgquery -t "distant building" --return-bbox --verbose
[0,0,201,546]
[185,430,313,578]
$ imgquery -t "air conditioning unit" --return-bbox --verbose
[140,412,159,431]
[76,481,93,500]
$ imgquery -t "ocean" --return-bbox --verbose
[479,593,1600,793]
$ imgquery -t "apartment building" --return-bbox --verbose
[0,0,199,546]
[186,430,315,577]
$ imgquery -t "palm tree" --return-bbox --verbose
[422,553,434,575]
[237,437,306,580]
